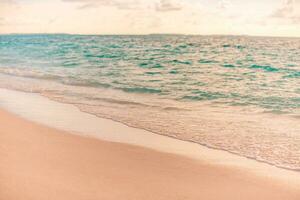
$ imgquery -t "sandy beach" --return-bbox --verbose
[1,0,300,198]
[1,108,300,200]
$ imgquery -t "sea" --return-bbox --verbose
[0,34,300,170]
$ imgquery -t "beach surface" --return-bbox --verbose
[1,108,300,200]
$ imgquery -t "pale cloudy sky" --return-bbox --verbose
[0,0,300,36]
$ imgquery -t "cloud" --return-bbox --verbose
[155,0,183,12]
[270,0,300,23]
[0,0,14,3]
[62,0,144,10]
[63,0,185,12]
[77,2,95,9]
[218,0,232,9]
[271,0,294,18]
[63,0,115,9]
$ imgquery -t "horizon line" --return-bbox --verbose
[0,33,300,39]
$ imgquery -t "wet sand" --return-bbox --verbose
[1,108,300,200]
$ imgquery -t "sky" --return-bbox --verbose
[0,0,300,37]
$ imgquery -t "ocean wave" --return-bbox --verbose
[250,64,279,72]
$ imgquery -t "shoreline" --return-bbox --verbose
[1,73,300,172]
[1,88,300,178]
[1,106,300,199]
[1,88,300,176]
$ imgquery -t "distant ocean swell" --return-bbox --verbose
[0,34,300,170]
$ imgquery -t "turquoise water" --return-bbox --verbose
[0,34,300,170]
[1,34,300,112]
